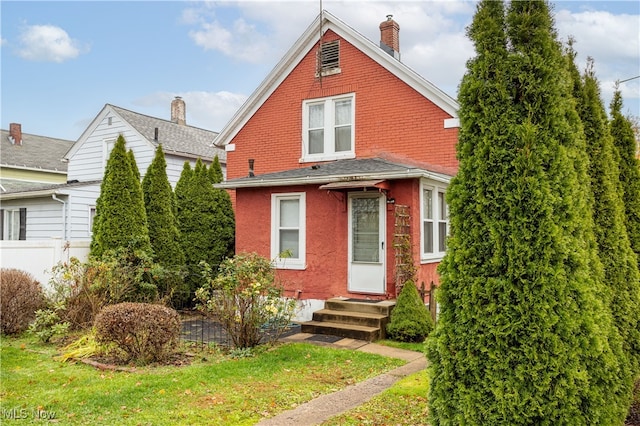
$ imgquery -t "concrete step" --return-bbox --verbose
[325,298,396,316]
[301,321,382,342]
[312,309,388,328]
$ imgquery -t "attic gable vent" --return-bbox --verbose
[317,40,341,77]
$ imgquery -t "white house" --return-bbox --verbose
[0,97,224,285]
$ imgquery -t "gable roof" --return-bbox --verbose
[1,129,74,173]
[213,10,459,147]
[66,104,225,162]
[217,157,454,189]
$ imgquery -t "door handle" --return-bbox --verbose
[381,241,384,249]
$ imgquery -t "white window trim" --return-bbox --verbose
[4,209,21,240]
[271,192,306,270]
[300,93,355,163]
[89,206,96,235]
[102,137,116,169]
[420,180,449,263]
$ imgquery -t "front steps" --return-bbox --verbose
[301,298,396,342]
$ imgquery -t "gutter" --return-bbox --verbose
[51,194,67,240]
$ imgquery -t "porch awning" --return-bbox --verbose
[319,179,389,190]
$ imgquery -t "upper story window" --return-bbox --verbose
[317,40,340,77]
[102,138,116,169]
[421,181,448,262]
[302,94,355,163]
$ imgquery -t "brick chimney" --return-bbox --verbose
[9,123,22,146]
[171,96,186,125]
[379,15,400,60]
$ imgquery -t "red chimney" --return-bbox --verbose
[379,15,400,60]
[9,123,22,146]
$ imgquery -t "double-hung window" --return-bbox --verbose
[421,181,448,261]
[302,94,355,162]
[1,208,26,240]
[271,193,306,269]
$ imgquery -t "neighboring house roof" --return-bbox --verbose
[65,104,225,162]
[0,129,74,173]
[218,157,454,189]
[0,178,101,200]
[213,10,459,147]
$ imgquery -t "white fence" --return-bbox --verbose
[0,239,90,292]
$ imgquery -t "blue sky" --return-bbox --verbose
[1,1,639,141]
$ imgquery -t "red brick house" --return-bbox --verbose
[216,11,459,320]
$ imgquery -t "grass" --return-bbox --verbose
[376,339,427,353]
[1,335,404,425]
[323,369,430,425]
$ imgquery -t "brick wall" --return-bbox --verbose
[226,30,458,180]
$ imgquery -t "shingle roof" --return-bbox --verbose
[218,157,453,189]
[109,105,225,162]
[0,178,101,199]
[0,130,74,172]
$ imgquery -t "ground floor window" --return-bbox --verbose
[421,181,448,261]
[1,208,26,240]
[271,192,306,269]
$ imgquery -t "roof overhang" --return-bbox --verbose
[0,180,101,201]
[319,179,389,190]
[0,188,66,201]
[217,168,451,190]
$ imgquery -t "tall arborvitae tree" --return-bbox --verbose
[579,62,640,376]
[176,159,234,297]
[427,1,630,424]
[90,135,151,257]
[209,155,235,262]
[610,89,640,266]
[142,145,186,300]
[209,155,224,184]
[128,149,140,181]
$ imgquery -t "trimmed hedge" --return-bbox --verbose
[94,302,180,364]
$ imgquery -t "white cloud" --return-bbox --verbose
[555,9,639,61]
[17,24,88,63]
[135,91,248,132]
[181,1,638,115]
[554,8,640,112]
[188,18,271,63]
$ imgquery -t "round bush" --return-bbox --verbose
[387,280,434,342]
[94,302,180,363]
[0,268,45,335]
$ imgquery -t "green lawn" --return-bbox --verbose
[323,369,430,425]
[1,336,404,425]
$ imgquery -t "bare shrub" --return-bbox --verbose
[94,302,180,364]
[0,268,45,335]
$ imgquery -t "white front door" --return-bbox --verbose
[348,193,385,294]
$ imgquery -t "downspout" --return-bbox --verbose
[52,194,67,240]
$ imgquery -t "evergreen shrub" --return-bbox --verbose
[386,280,433,342]
[94,302,180,364]
[0,268,45,335]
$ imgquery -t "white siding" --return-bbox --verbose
[1,197,64,240]
[67,113,154,182]
[165,155,214,187]
[66,184,101,240]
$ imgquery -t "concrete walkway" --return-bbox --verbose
[256,332,426,426]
